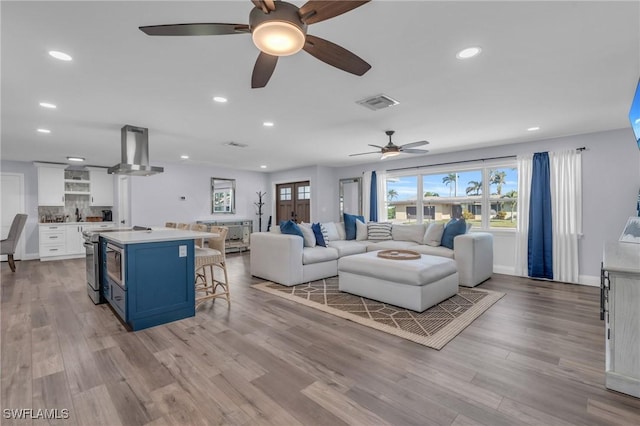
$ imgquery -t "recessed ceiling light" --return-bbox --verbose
[527,126,540,131]
[180,155,189,159]
[260,165,267,169]
[48,50,72,61]
[263,122,274,127]
[213,96,228,103]
[67,157,85,162]
[39,102,57,109]
[456,46,482,59]
[37,128,51,133]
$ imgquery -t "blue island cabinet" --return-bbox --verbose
[101,238,195,331]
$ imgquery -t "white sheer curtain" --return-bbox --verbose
[376,170,387,222]
[514,154,533,276]
[362,171,371,221]
[549,150,582,283]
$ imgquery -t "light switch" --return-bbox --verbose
[179,245,187,257]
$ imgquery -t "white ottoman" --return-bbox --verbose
[338,251,458,312]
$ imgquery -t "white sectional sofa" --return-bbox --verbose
[250,222,493,288]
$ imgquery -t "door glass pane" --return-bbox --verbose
[297,185,310,200]
[280,187,291,201]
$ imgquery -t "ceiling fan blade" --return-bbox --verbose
[349,151,380,157]
[251,0,275,13]
[299,0,370,25]
[400,140,429,149]
[368,144,384,149]
[252,52,278,88]
[303,35,371,76]
[400,148,430,154]
[139,23,250,36]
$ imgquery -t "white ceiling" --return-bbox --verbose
[2,1,639,172]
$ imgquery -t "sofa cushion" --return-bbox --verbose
[392,224,426,244]
[302,246,339,265]
[412,244,455,259]
[312,223,327,247]
[328,240,369,257]
[367,222,393,241]
[344,213,365,240]
[299,223,316,247]
[423,222,445,246]
[441,218,467,249]
[336,221,346,240]
[366,240,420,252]
[356,219,368,241]
[280,220,303,238]
[322,222,340,241]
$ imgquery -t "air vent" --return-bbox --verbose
[356,94,400,111]
[224,141,248,148]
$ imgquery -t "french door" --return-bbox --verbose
[276,181,310,224]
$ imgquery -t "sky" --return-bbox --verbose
[630,79,640,147]
[387,168,518,201]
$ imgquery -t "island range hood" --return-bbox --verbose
[108,125,164,176]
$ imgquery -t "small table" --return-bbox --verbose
[338,251,458,312]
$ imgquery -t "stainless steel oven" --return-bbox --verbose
[105,243,125,289]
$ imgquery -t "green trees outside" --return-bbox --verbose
[424,191,439,197]
[465,180,482,196]
[442,173,458,197]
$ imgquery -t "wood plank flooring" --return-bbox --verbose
[2,254,640,425]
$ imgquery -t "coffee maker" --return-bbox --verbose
[102,210,112,222]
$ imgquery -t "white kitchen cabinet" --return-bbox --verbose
[65,224,85,255]
[601,242,640,399]
[37,165,66,206]
[88,168,114,206]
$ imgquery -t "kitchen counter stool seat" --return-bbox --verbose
[195,226,229,306]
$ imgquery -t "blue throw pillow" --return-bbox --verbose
[312,223,326,247]
[343,213,365,240]
[280,220,303,239]
[440,218,467,250]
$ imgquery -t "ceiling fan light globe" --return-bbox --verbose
[381,151,400,160]
[252,21,305,56]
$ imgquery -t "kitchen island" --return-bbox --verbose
[100,228,214,331]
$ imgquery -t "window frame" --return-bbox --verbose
[386,158,518,231]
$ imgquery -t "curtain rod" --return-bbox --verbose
[386,147,586,173]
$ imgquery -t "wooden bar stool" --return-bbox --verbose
[190,223,208,248]
[195,226,229,307]
[165,222,177,228]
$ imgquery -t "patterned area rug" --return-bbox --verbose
[253,276,504,350]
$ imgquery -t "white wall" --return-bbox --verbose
[332,128,640,284]
[129,162,269,231]
[0,161,40,259]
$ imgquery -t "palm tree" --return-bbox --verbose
[504,190,518,222]
[387,189,398,202]
[442,173,458,197]
[466,180,482,196]
[490,170,507,196]
[424,191,439,197]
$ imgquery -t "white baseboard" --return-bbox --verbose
[492,265,600,287]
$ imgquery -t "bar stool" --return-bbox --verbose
[177,223,190,230]
[165,222,177,228]
[190,223,208,248]
[195,226,229,307]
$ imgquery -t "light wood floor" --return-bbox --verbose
[2,254,640,426]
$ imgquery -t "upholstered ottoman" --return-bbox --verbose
[338,251,458,312]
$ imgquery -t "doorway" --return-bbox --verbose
[276,181,311,223]
[1,173,26,261]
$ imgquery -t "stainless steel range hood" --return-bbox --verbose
[107,125,164,176]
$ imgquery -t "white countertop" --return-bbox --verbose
[40,221,115,226]
[100,228,217,245]
[603,241,640,274]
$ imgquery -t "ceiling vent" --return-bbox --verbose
[224,141,248,148]
[356,94,400,111]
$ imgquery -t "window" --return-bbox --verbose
[386,175,418,223]
[386,162,518,230]
[280,187,291,201]
[297,185,311,200]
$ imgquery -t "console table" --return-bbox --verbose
[197,219,252,253]
[601,241,640,398]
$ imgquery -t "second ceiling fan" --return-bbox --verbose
[139,0,372,88]
[350,131,430,159]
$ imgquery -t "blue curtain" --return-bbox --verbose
[528,152,553,279]
[370,171,378,222]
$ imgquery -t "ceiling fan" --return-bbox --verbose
[139,0,372,88]
[350,130,430,159]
